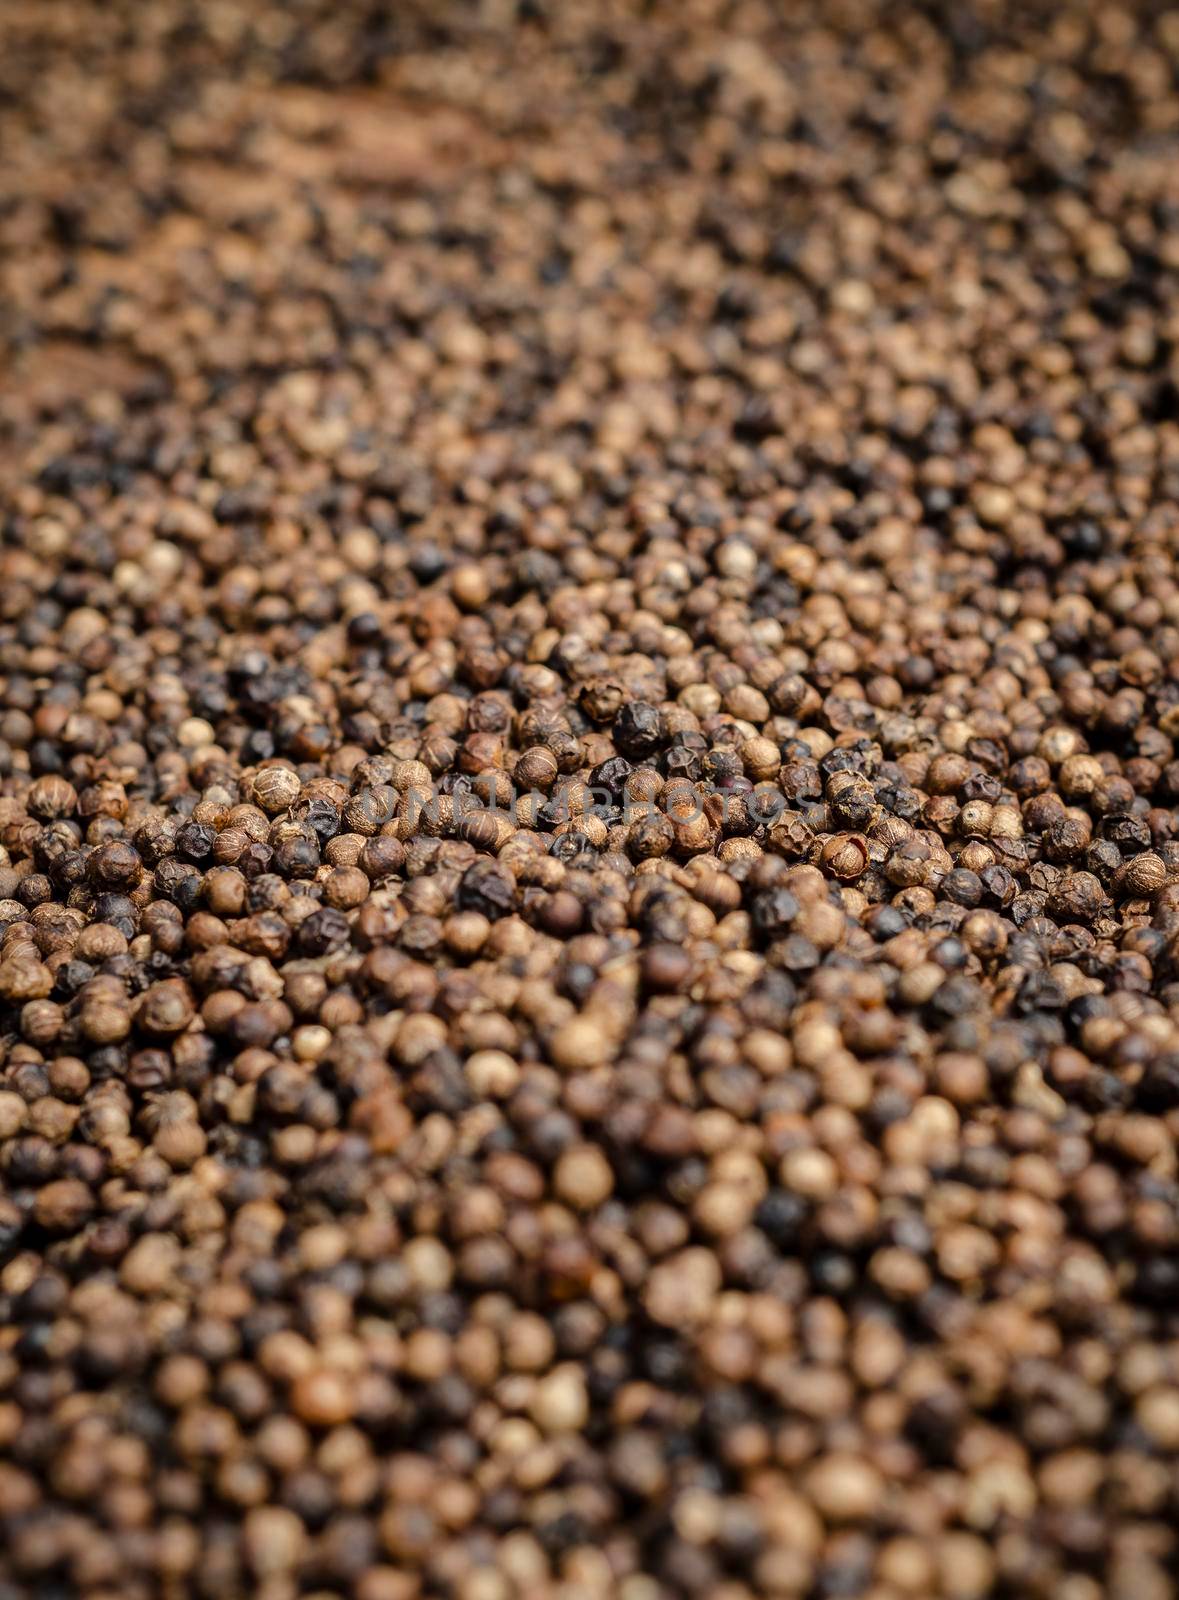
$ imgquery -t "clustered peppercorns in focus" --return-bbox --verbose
[3,1,1179,1598]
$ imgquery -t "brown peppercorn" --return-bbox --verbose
[454,810,515,852]
[358,836,405,881]
[1116,852,1167,898]
[252,767,301,815]
[644,1248,722,1327]
[137,979,195,1035]
[641,943,692,991]
[553,1145,614,1210]
[323,866,370,909]
[290,1369,356,1427]
[536,889,583,938]
[805,1455,884,1521]
[514,746,560,791]
[34,1178,93,1231]
[820,834,869,880]
[27,776,78,819]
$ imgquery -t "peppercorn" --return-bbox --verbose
[820,835,870,881]
[613,703,666,759]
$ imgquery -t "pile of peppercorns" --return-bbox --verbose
[3,0,1179,1597]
